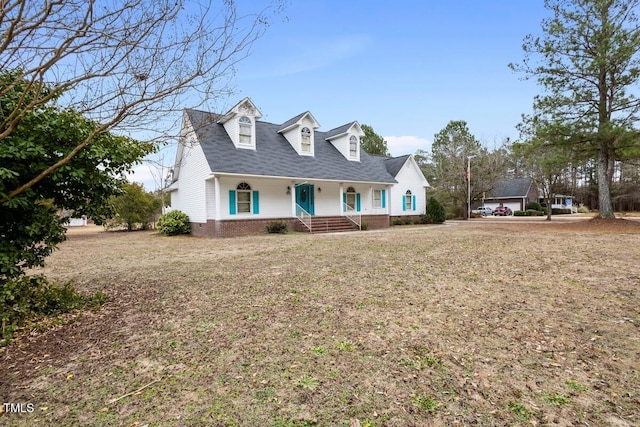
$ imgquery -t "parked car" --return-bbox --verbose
[471,206,493,216]
[493,207,513,216]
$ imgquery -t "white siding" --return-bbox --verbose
[171,128,212,223]
[219,100,259,149]
[218,177,292,219]
[390,156,429,216]
[205,179,216,220]
[281,116,317,156]
[215,178,386,219]
[328,133,360,162]
[313,182,341,216]
[280,126,301,154]
[363,185,390,216]
[222,114,256,150]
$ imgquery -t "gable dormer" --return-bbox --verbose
[216,97,262,149]
[325,121,364,161]
[277,111,320,156]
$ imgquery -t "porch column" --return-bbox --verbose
[339,183,344,215]
[214,175,221,220]
[290,181,296,217]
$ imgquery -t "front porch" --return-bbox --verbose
[186,176,396,236]
[190,214,390,237]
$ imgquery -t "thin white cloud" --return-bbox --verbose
[385,135,431,157]
[125,164,157,191]
[268,34,371,76]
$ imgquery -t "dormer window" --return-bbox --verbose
[239,116,252,146]
[349,135,358,158]
[301,127,311,153]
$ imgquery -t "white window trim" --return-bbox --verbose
[301,127,312,154]
[239,116,252,146]
[349,135,358,158]
[346,186,356,210]
[373,189,382,208]
[237,182,252,214]
[405,190,413,211]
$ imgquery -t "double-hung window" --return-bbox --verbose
[373,189,382,208]
[237,182,251,213]
[239,116,252,146]
[405,190,413,211]
[349,135,358,158]
[301,127,311,153]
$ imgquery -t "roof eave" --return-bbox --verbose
[209,171,396,185]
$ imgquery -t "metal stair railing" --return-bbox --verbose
[296,203,312,232]
[342,203,361,230]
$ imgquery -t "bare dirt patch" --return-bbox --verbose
[1,221,639,426]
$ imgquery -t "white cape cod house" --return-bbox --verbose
[168,98,428,237]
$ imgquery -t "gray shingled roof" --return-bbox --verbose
[185,109,400,183]
[383,155,410,176]
[277,111,310,132]
[324,122,354,139]
[487,178,533,198]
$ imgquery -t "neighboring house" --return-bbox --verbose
[545,195,577,212]
[482,177,539,212]
[59,209,88,227]
[66,216,88,227]
[168,98,429,237]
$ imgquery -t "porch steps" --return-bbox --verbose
[297,216,359,234]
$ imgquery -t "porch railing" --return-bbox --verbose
[343,203,361,230]
[296,203,312,232]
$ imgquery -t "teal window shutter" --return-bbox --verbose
[356,193,361,212]
[229,190,236,215]
[309,187,315,215]
[412,195,416,211]
[252,191,259,214]
[343,192,347,212]
[381,189,386,208]
[402,195,406,211]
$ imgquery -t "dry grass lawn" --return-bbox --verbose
[1,218,639,426]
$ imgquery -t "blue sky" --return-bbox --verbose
[129,1,549,189]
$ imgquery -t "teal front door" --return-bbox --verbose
[295,184,314,215]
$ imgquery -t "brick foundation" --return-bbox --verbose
[190,214,390,237]
[361,214,391,230]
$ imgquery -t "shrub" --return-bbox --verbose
[526,201,542,211]
[111,182,162,231]
[424,197,446,224]
[266,220,288,234]
[525,209,544,216]
[514,210,526,216]
[392,217,414,225]
[552,208,573,215]
[360,222,369,231]
[1,275,106,346]
[577,206,589,213]
[158,210,191,235]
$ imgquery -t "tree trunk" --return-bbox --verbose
[597,144,615,218]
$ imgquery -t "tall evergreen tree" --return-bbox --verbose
[511,0,640,219]
[360,124,390,156]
